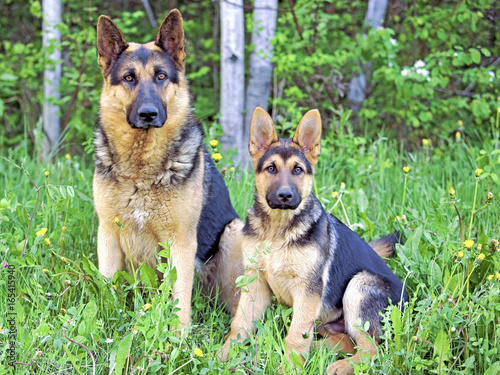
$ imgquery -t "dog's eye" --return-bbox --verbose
[266,165,276,173]
[157,73,166,80]
[293,166,303,174]
[124,75,134,82]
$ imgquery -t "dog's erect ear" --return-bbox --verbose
[293,110,322,165]
[249,107,278,160]
[156,9,186,70]
[96,16,128,72]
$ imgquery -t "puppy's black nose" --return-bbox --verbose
[277,187,293,203]
[138,105,158,122]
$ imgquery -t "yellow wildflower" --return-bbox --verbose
[477,253,485,261]
[340,182,346,190]
[44,238,51,246]
[455,131,461,141]
[230,167,235,172]
[487,274,494,281]
[45,171,49,177]
[143,303,152,311]
[112,285,117,291]
[65,153,71,160]
[62,226,67,232]
[61,257,67,263]
[403,166,410,174]
[477,243,482,251]
[212,153,222,163]
[331,191,339,198]
[209,140,219,148]
[464,240,474,249]
[475,168,483,177]
[412,336,418,342]
[422,138,431,146]
[61,308,67,314]
[486,192,493,202]
[36,228,48,237]
[457,120,463,126]
[193,348,203,357]
[448,187,456,199]
[496,272,500,280]
[455,251,464,259]
[42,269,49,274]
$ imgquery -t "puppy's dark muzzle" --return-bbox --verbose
[267,187,301,210]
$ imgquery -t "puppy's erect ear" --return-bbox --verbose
[96,15,128,72]
[292,110,322,165]
[155,9,186,70]
[249,107,278,160]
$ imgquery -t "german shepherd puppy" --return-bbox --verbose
[220,108,408,374]
[93,10,242,329]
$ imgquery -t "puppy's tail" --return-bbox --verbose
[368,231,403,262]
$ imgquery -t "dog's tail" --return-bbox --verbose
[368,231,403,262]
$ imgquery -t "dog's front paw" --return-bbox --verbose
[326,359,354,375]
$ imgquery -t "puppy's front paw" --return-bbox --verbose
[218,340,232,362]
[326,359,354,375]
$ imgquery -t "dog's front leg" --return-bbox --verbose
[167,236,197,331]
[97,222,124,278]
[219,272,272,361]
[284,292,322,366]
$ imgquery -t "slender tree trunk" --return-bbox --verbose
[243,0,277,166]
[42,0,62,155]
[347,0,388,120]
[219,0,245,164]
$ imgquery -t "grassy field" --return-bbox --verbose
[0,121,499,374]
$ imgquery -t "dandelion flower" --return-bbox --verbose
[209,140,218,148]
[65,153,71,160]
[457,120,463,127]
[44,238,51,246]
[42,269,49,274]
[112,285,117,291]
[143,303,152,311]
[496,272,500,280]
[455,131,461,141]
[422,138,431,146]
[193,348,203,357]
[36,228,48,237]
[477,243,482,251]
[475,168,483,177]
[448,187,456,198]
[464,240,474,249]
[230,167,235,172]
[477,253,485,261]
[487,274,494,281]
[62,226,67,232]
[212,153,222,163]
[340,182,346,190]
[61,257,67,263]
[412,336,418,341]
[45,171,49,177]
[61,308,66,314]
[455,251,464,259]
[403,166,410,174]
[331,191,339,198]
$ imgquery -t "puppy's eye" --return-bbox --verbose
[124,75,134,82]
[266,165,276,173]
[293,166,303,174]
[157,73,166,80]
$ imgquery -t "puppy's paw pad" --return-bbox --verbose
[326,359,353,375]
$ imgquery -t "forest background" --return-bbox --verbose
[0,0,499,374]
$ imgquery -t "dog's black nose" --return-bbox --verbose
[277,188,293,203]
[138,105,158,122]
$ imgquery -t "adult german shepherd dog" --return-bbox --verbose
[220,108,408,374]
[93,10,242,329]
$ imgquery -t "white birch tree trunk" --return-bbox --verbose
[42,0,62,154]
[347,0,388,118]
[219,0,245,164]
[243,0,277,166]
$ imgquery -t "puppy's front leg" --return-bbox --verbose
[284,292,322,365]
[98,222,124,278]
[220,271,272,361]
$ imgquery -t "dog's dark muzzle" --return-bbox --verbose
[128,103,166,129]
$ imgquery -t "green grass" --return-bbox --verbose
[0,128,499,375]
